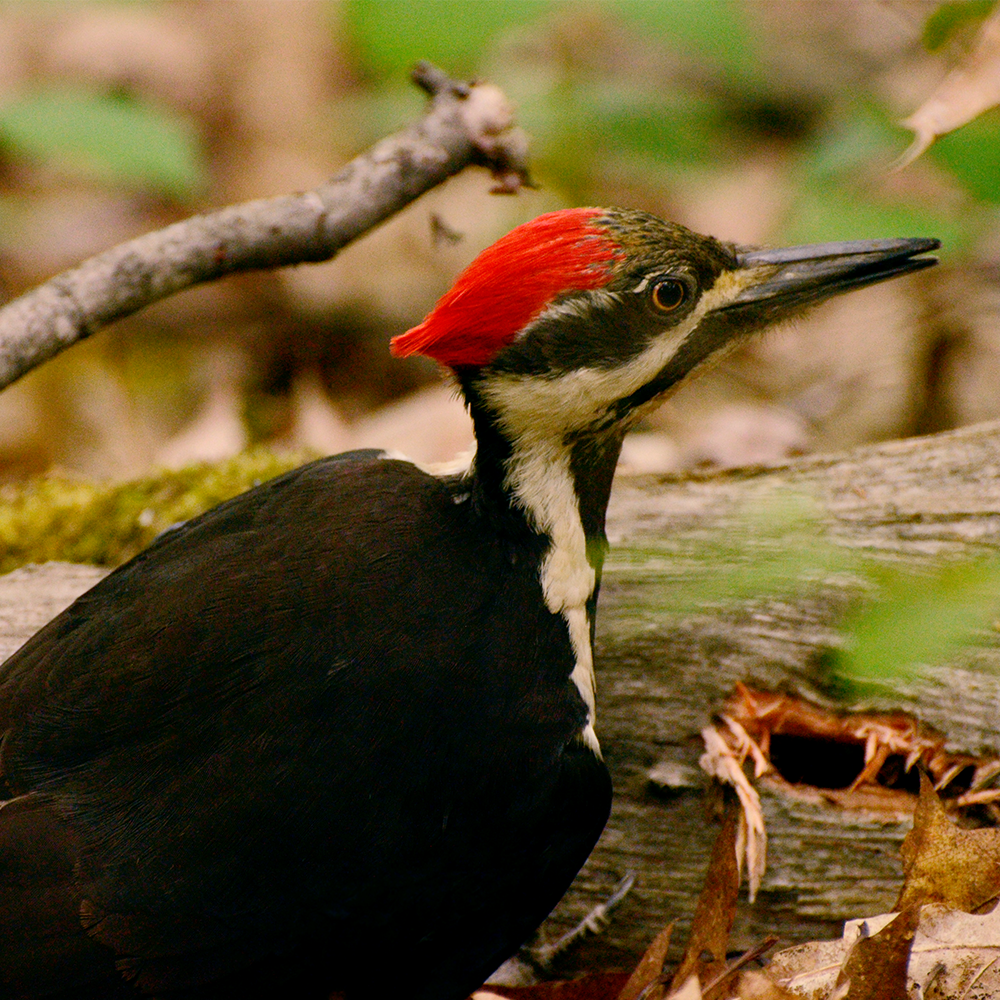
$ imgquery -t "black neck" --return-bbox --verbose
[457,372,624,578]
[566,428,624,577]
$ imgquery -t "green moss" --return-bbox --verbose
[0,447,314,573]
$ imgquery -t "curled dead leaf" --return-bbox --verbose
[669,800,739,996]
[898,6,1000,168]
[699,726,767,900]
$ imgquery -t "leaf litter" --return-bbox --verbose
[478,688,1000,1000]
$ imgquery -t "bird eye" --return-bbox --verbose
[651,278,687,313]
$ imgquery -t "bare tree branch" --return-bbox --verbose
[0,62,531,391]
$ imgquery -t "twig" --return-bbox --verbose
[530,872,636,968]
[700,935,778,999]
[0,61,531,392]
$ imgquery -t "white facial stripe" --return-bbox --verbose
[565,605,596,715]
[521,288,622,332]
[504,439,594,610]
[479,268,751,440]
[580,722,601,756]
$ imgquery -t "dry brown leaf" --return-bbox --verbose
[898,6,1000,167]
[732,969,797,1000]
[669,800,740,995]
[896,772,1000,912]
[914,904,1000,998]
[617,922,673,1000]
[474,973,631,1000]
[836,902,920,1000]
[666,976,701,1000]
[767,904,1000,999]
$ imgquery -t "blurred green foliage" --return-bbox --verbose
[836,556,1000,683]
[343,0,994,249]
[345,0,760,84]
[613,487,1000,691]
[615,0,762,84]
[933,109,1000,204]
[0,88,207,200]
[923,0,995,50]
[785,101,972,248]
[612,490,853,618]
[344,0,549,78]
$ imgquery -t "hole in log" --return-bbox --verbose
[874,754,924,795]
[768,734,865,789]
[698,682,1000,821]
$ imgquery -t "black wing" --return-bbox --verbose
[0,452,594,996]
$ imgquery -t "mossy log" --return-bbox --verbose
[2,421,1000,975]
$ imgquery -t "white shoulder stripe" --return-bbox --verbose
[493,433,601,753]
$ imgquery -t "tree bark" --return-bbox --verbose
[562,419,1000,973]
[2,422,999,974]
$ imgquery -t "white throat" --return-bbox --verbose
[502,433,601,756]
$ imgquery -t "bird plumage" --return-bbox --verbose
[0,453,609,998]
[0,208,938,998]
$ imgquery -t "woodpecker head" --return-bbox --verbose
[392,207,938,444]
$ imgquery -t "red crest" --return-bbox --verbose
[391,208,622,368]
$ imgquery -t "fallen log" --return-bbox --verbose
[2,420,999,975]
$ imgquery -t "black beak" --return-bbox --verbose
[728,237,940,312]
[607,235,940,422]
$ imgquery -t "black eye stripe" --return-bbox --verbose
[651,279,686,312]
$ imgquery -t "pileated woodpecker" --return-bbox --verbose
[0,209,936,999]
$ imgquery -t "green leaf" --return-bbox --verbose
[553,82,728,164]
[0,89,206,200]
[609,489,855,621]
[344,0,550,79]
[836,557,1000,680]
[781,179,967,252]
[800,104,903,181]
[615,0,760,84]
[923,0,995,51]
[345,0,760,85]
[781,105,970,250]
[931,108,1000,203]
